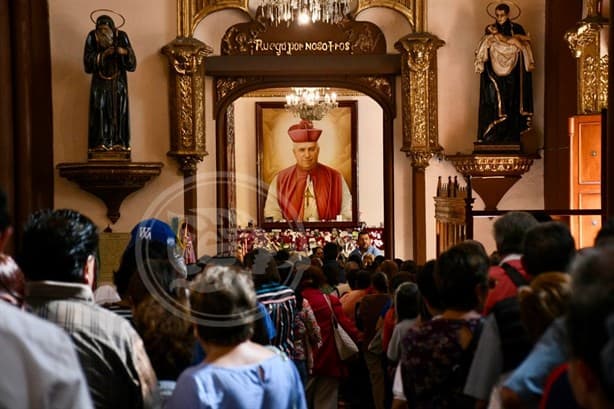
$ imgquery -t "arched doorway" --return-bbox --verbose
[211,74,397,255]
[205,14,400,255]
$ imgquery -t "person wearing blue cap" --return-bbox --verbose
[112,218,187,320]
[109,218,194,402]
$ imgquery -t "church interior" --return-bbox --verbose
[1,0,611,276]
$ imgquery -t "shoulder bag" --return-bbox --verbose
[324,294,359,360]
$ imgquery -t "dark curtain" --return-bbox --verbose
[0,0,54,253]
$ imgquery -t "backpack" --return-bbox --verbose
[490,263,533,372]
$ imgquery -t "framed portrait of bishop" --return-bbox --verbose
[256,100,358,228]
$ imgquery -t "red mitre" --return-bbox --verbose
[288,120,322,143]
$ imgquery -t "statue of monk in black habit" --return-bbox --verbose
[474,2,534,146]
[84,14,136,153]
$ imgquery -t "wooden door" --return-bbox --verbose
[569,114,602,248]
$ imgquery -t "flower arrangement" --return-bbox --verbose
[237,227,384,257]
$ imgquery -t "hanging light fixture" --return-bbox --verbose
[261,0,350,25]
[285,87,338,121]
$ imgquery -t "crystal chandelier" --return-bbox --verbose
[285,87,338,121]
[261,0,350,25]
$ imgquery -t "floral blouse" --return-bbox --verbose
[400,317,482,409]
[293,298,322,370]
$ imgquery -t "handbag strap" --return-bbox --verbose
[323,294,338,325]
[501,262,529,287]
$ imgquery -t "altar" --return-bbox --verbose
[237,226,384,258]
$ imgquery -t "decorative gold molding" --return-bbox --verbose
[354,0,422,31]
[215,76,255,104]
[183,0,423,36]
[447,154,535,177]
[192,0,249,37]
[565,19,609,113]
[395,32,444,170]
[178,0,191,37]
[585,0,602,18]
[225,104,239,256]
[406,151,434,171]
[446,153,537,210]
[220,13,386,56]
[162,37,213,175]
[242,88,365,98]
[169,154,205,176]
[213,73,396,125]
[355,76,393,100]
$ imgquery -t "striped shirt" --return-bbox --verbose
[26,281,160,409]
[256,282,297,357]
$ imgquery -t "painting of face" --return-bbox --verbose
[292,142,320,171]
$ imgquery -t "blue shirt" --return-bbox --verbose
[349,245,383,259]
[259,302,277,341]
[503,317,567,401]
[167,350,306,409]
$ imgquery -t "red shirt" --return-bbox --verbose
[483,257,531,314]
[302,287,362,377]
[381,307,396,353]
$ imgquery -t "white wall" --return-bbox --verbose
[50,0,547,261]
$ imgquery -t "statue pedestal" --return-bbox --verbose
[88,149,131,161]
[473,143,521,153]
[57,161,163,225]
[447,152,538,210]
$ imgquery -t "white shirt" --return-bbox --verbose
[0,301,93,409]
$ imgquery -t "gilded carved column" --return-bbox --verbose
[162,37,213,175]
[565,3,609,114]
[395,33,445,171]
[395,32,444,264]
[162,36,212,251]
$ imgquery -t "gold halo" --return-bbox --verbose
[486,1,522,21]
[89,9,126,28]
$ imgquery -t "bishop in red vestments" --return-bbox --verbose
[264,120,352,222]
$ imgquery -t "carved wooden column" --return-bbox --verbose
[395,33,444,264]
[565,2,609,114]
[162,37,212,250]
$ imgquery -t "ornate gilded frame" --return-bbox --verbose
[178,0,425,37]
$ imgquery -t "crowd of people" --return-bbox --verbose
[1,188,614,409]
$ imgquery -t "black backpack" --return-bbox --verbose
[490,263,533,372]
